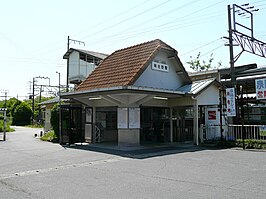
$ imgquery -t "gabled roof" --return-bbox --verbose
[177,78,221,96]
[63,48,108,60]
[77,39,191,91]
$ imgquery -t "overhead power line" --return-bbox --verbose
[74,0,153,37]
[181,38,222,56]
[80,0,173,40]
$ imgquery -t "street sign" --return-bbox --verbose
[255,78,266,100]
[226,88,236,117]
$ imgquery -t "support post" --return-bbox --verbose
[170,107,173,143]
[193,99,199,145]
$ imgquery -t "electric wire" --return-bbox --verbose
[83,0,202,46]
[181,38,222,56]
[80,0,173,40]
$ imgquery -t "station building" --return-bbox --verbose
[60,39,223,146]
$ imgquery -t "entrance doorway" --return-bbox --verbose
[95,107,118,143]
[172,107,194,142]
[61,105,83,144]
[140,107,170,143]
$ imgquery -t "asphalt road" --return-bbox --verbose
[0,127,265,199]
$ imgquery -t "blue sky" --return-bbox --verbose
[0,0,266,99]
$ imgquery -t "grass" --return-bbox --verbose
[27,124,44,128]
[201,139,266,150]
[40,131,58,142]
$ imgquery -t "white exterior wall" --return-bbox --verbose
[44,109,52,132]
[69,51,80,81]
[69,51,96,83]
[80,60,96,79]
[133,51,184,90]
[196,84,219,106]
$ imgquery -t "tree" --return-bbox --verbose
[50,104,59,138]
[12,102,32,126]
[10,99,22,118]
[187,52,221,72]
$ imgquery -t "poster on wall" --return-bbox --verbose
[117,108,128,128]
[129,108,140,128]
[226,88,236,117]
[208,110,217,120]
[255,78,266,100]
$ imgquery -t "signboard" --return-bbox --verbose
[255,78,266,100]
[117,108,128,128]
[208,110,217,120]
[129,108,140,128]
[226,88,236,117]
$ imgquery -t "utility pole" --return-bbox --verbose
[227,4,236,88]
[56,71,62,144]
[67,36,70,92]
[32,77,35,125]
[0,90,9,108]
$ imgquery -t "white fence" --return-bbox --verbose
[201,124,266,142]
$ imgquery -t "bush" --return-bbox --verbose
[40,131,58,142]
[235,139,266,149]
[50,104,59,138]
[0,120,15,132]
[12,102,32,126]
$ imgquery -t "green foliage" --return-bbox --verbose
[50,104,59,138]
[10,100,22,118]
[0,120,15,132]
[12,102,33,126]
[0,98,20,117]
[40,130,58,142]
[27,124,43,128]
[235,139,266,149]
[24,96,54,122]
[187,52,221,72]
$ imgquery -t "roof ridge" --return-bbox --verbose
[112,39,171,54]
[73,48,109,56]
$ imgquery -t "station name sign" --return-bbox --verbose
[226,88,236,117]
[255,78,266,100]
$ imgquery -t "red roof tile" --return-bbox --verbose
[76,39,178,91]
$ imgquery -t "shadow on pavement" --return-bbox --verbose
[61,142,209,159]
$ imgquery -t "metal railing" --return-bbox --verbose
[227,124,266,141]
[95,124,104,143]
[201,124,266,141]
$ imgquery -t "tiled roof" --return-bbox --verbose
[77,39,179,91]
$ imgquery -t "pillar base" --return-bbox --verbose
[118,129,140,146]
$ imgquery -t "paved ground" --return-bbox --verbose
[0,127,265,199]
